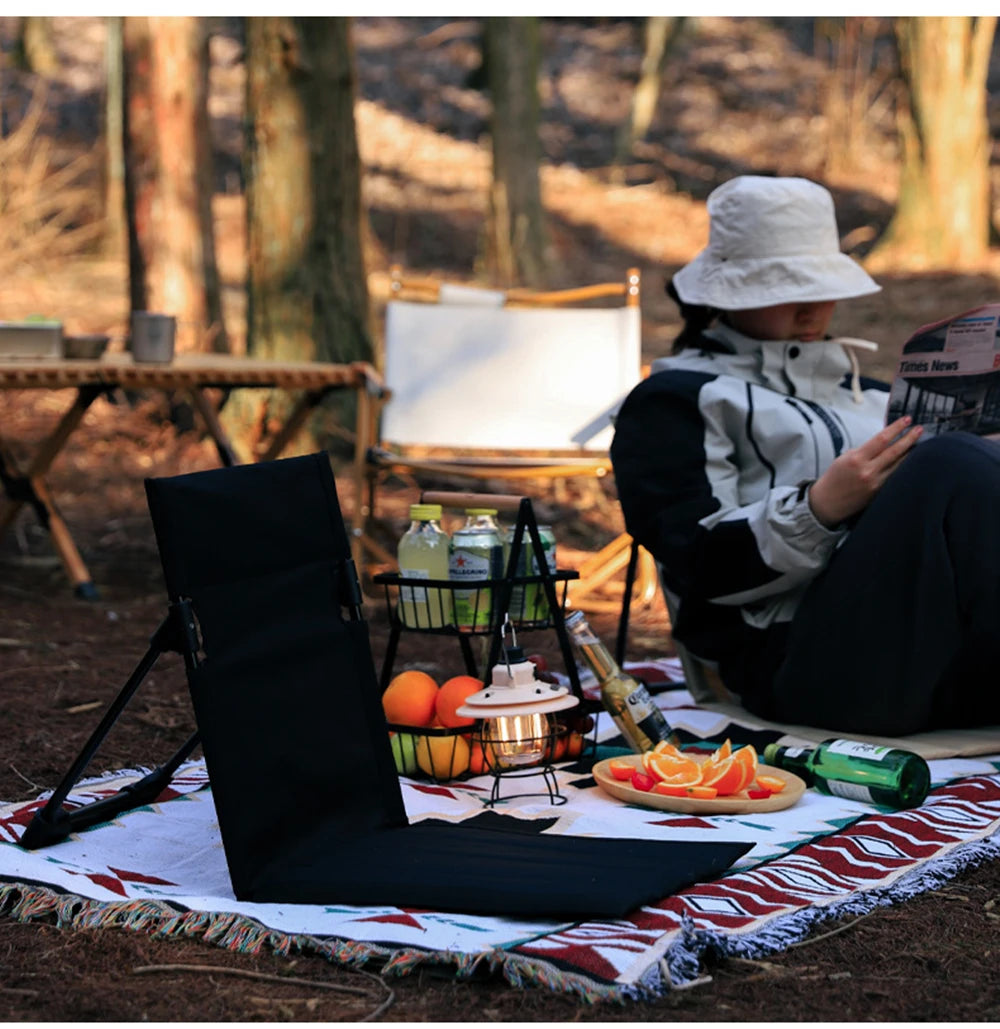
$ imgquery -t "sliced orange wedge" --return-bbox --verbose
[653,783,719,799]
[645,751,702,785]
[652,740,684,759]
[755,773,787,794]
[699,755,745,795]
[730,744,759,793]
[608,759,636,781]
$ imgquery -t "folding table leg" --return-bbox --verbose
[186,387,240,467]
[256,388,325,462]
[0,385,102,598]
[27,477,98,599]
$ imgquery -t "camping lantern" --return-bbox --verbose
[456,623,579,772]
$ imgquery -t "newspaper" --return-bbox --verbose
[886,303,1000,440]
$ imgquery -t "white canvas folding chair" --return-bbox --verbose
[359,267,658,610]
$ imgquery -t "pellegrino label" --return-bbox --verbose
[450,549,492,579]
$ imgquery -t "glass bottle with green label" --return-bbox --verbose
[762,738,930,809]
[397,503,452,628]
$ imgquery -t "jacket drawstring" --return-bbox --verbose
[838,337,879,404]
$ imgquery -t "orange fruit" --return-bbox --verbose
[652,740,684,759]
[608,759,635,781]
[544,734,569,762]
[755,773,787,794]
[467,738,492,775]
[415,733,471,780]
[653,783,719,799]
[382,670,439,727]
[435,675,483,728]
[715,738,733,761]
[730,744,758,792]
[644,751,701,785]
[699,755,745,795]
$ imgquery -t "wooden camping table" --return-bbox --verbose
[0,353,385,597]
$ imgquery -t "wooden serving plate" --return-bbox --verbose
[592,754,806,815]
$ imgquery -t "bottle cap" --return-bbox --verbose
[465,508,498,516]
[762,743,779,765]
[409,503,442,520]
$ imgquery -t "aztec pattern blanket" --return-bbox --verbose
[2,678,1000,1003]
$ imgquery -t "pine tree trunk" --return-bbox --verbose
[483,17,549,287]
[869,16,996,271]
[122,16,228,353]
[234,16,373,456]
[103,17,127,258]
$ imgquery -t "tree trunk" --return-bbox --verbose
[103,17,127,258]
[122,16,228,353]
[614,17,684,166]
[869,16,996,271]
[483,17,549,288]
[234,16,373,457]
[15,17,59,76]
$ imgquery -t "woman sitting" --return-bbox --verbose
[611,174,1000,735]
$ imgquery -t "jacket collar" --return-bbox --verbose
[704,322,854,404]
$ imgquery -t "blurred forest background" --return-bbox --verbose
[2,14,1000,451]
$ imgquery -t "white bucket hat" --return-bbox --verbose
[672,175,881,310]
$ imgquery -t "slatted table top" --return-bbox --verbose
[0,353,384,392]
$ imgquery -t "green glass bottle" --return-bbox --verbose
[762,738,931,810]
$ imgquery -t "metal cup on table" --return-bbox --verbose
[130,312,176,364]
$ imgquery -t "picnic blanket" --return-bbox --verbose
[3,682,1000,1003]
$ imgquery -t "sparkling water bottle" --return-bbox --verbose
[762,738,931,809]
[449,508,504,631]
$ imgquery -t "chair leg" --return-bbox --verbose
[18,602,203,849]
[615,537,641,666]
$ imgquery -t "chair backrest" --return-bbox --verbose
[380,271,641,454]
[144,454,408,897]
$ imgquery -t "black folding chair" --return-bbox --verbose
[19,453,749,918]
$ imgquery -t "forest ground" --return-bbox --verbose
[2,16,1000,1021]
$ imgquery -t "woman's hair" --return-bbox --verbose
[666,278,718,353]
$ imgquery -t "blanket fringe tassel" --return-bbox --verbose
[651,832,1000,994]
[0,881,626,1005]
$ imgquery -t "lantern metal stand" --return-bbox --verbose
[456,618,580,807]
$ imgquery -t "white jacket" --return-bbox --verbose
[610,323,888,660]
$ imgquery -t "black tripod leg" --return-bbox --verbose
[18,608,201,850]
[379,617,402,692]
[19,731,202,849]
[458,634,478,677]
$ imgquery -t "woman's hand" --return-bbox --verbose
[808,416,923,528]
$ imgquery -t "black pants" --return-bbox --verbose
[758,432,1000,735]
